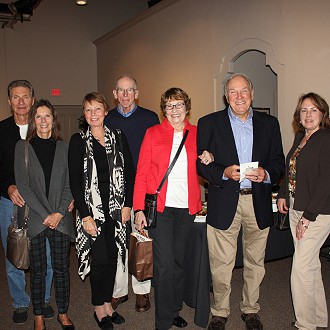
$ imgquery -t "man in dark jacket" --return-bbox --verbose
[197,73,285,330]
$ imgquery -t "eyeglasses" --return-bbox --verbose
[165,102,185,111]
[116,88,136,94]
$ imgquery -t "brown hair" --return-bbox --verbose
[26,99,61,141]
[160,87,191,116]
[7,79,35,99]
[293,92,330,132]
[78,92,109,131]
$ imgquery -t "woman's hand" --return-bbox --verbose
[121,206,131,224]
[277,198,288,214]
[199,150,214,165]
[296,216,310,240]
[134,211,147,231]
[43,213,63,230]
[81,216,98,236]
[67,199,75,212]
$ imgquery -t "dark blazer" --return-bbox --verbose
[0,116,21,199]
[15,140,75,240]
[277,128,330,221]
[197,108,285,230]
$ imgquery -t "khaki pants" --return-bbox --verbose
[290,201,330,330]
[113,210,151,298]
[208,194,269,317]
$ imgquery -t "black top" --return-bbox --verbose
[30,136,56,198]
[68,131,135,219]
[0,116,22,199]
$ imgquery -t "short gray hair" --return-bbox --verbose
[224,73,253,97]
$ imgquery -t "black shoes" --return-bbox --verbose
[109,311,125,324]
[94,312,114,330]
[13,307,28,324]
[44,304,54,320]
[208,316,227,330]
[241,313,263,330]
[173,316,188,328]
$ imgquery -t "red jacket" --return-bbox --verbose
[133,118,202,215]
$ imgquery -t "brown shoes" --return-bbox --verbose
[208,316,227,330]
[135,294,151,312]
[111,295,128,310]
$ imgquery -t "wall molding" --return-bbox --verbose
[214,38,285,111]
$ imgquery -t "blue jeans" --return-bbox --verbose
[0,197,53,308]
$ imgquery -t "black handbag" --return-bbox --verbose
[274,211,290,231]
[143,130,189,229]
[6,142,30,269]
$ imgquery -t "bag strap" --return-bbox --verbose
[156,130,189,193]
[23,141,29,227]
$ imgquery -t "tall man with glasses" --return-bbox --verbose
[197,73,284,330]
[0,80,54,324]
[105,75,159,312]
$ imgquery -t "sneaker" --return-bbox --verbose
[44,303,54,319]
[13,307,28,324]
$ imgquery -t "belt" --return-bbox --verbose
[239,188,253,195]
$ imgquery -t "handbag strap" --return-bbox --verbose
[156,130,189,193]
[23,141,29,226]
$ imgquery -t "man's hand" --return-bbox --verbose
[8,185,25,207]
[245,166,267,183]
[223,165,240,181]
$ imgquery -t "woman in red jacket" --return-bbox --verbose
[134,87,212,330]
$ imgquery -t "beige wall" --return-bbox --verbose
[96,0,330,154]
[0,0,147,119]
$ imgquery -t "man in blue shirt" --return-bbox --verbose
[105,75,159,312]
[197,73,285,330]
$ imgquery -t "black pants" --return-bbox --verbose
[90,219,118,306]
[30,228,71,315]
[149,207,194,330]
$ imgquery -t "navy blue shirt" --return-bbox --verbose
[105,106,159,168]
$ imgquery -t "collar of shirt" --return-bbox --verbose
[116,103,137,117]
[228,106,254,189]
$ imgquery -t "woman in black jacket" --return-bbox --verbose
[68,92,135,330]
[277,92,330,330]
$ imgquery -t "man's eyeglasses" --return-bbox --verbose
[165,102,185,111]
[116,88,136,94]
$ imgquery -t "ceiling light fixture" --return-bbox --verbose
[76,0,87,5]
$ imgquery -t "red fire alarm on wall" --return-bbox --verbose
[50,88,61,97]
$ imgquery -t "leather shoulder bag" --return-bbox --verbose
[6,141,30,269]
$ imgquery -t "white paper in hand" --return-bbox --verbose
[239,161,259,182]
